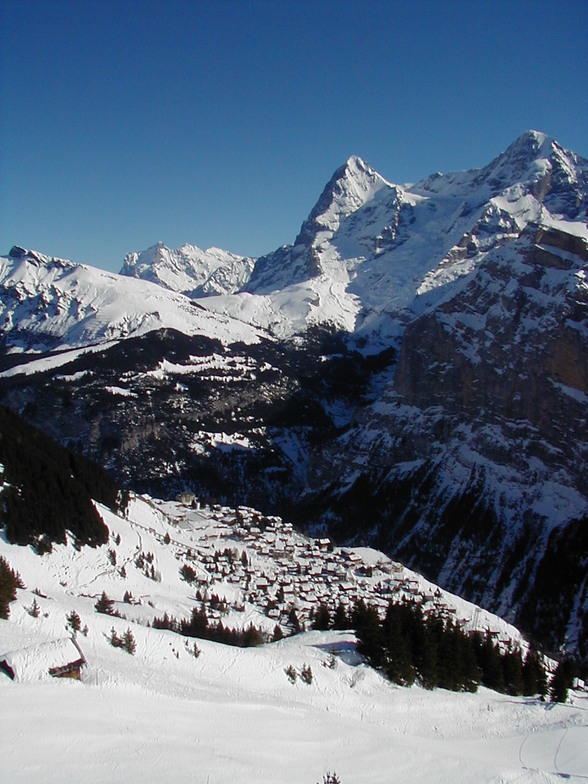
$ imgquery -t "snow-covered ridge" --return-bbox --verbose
[4,131,587,351]
[226,130,586,346]
[0,246,263,357]
[121,240,255,297]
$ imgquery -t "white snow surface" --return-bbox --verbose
[1,494,587,783]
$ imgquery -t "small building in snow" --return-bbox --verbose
[0,638,86,682]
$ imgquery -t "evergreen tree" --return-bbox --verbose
[109,627,122,647]
[380,602,414,685]
[242,624,264,647]
[287,608,301,634]
[28,598,40,618]
[122,628,136,655]
[312,603,331,631]
[0,556,25,619]
[522,649,547,697]
[66,609,82,633]
[95,591,115,615]
[0,404,114,548]
[332,603,349,630]
[475,632,506,693]
[502,648,525,696]
[417,615,442,689]
[550,659,575,703]
[272,624,284,642]
[300,664,313,684]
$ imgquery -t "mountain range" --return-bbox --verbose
[1,129,587,657]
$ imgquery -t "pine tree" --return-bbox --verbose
[300,664,313,684]
[0,556,25,619]
[502,648,524,696]
[380,602,414,685]
[95,590,115,615]
[66,609,82,633]
[285,665,297,683]
[122,628,136,655]
[319,774,341,784]
[550,659,574,703]
[312,603,331,630]
[272,624,284,642]
[28,598,40,618]
[522,650,547,697]
[475,632,506,693]
[109,626,122,647]
[287,608,301,634]
[332,603,349,630]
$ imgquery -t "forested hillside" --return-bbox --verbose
[0,405,118,548]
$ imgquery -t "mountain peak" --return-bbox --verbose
[343,154,371,174]
[295,155,391,246]
[120,242,255,297]
[506,129,554,158]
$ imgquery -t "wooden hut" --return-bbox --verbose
[0,637,86,682]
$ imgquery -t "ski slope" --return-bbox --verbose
[1,495,587,783]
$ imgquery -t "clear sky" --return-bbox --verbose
[1,0,587,272]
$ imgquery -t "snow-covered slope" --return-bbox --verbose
[2,494,587,783]
[0,247,263,356]
[120,241,255,297]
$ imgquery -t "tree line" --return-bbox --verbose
[152,607,266,648]
[349,598,576,701]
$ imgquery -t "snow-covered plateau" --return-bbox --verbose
[2,495,587,784]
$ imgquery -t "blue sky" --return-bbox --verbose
[1,0,587,272]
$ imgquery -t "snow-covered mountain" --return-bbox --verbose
[120,241,255,297]
[1,130,587,658]
[0,246,262,358]
[195,130,588,345]
[5,130,586,354]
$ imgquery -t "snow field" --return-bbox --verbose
[2,494,588,782]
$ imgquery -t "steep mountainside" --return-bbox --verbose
[300,219,588,655]
[1,130,587,657]
[198,131,588,347]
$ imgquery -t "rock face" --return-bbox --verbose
[395,223,588,466]
[301,219,587,656]
[1,130,587,656]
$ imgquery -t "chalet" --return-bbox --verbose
[342,550,362,564]
[0,638,86,682]
[339,582,356,594]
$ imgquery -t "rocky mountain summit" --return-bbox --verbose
[1,130,587,657]
[120,241,255,298]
